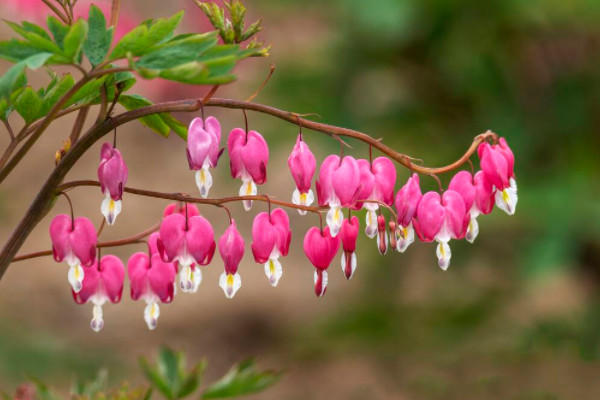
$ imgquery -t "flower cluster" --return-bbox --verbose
[48,114,517,331]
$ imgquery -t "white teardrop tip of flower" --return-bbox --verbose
[195,167,213,199]
[292,188,314,216]
[144,302,160,330]
[396,223,415,253]
[436,241,452,271]
[239,180,257,211]
[341,252,357,280]
[365,210,378,239]
[466,215,479,244]
[90,304,104,332]
[68,263,84,293]
[326,205,344,237]
[219,272,242,299]
[495,178,518,216]
[101,196,122,226]
[314,270,328,297]
[179,264,202,293]
[264,257,283,287]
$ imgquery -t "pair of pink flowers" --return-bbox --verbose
[186,116,270,211]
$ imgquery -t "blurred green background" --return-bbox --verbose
[1,0,600,399]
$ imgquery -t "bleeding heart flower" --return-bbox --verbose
[478,137,517,215]
[251,208,291,287]
[128,237,176,330]
[97,142,128,225]
[288,135,316,215]
[448,170,495,243]
[228,128,269,211]
[218,219,245,298]
[303,226,341,297]
[316,155,361,237]
[362,157,396,238]
[413,190,469,270]
[163,203,200,218]
[158,213,215,293]
[394,174,422,252]
[187,116,223,198]
[72,255,124,332]
[50,214,97,293]
[340,216,359,279]
[376,214,389,255]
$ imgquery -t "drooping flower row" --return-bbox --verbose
[48,113,517,331]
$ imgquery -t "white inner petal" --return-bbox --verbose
[365,210,378,239]
[195,166,213,199]
[144,301,160,330]
[101,195,121,226]
[326,205,344,237]
[495,178,518,216]
[396,223,415,253]
[239,179,257,211]
[436,241,452,271]
[219,272,242,299]
[466,214,479,244]
[90,304,104,332]
[68,264,84,293]
[264,257,283,287]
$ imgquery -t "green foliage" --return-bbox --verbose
[0,52,51,101]
[140,347,206,400]
[195,1,264,47]
[118,95,187,139]
[201,359,283,399]
[14,87,43,123]
[47,16,69,49]
[83,5,114,66]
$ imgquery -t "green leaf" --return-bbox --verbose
[201,359,282,399]
[22,21,52,40]
[135,32,218,70]
[63,76,107,107]
[140,357,173,400]
[84,5,113,66]
[15,86,43,122]
[47,16,69,49]
[63,19,88,62]
[0,52,52,100]
[119,94,170,137]
[177,360,206,399]
[38,73,75,117]
[161,113,188,140]
[5,21,63,54]
[110,12,184,59]
[0,39,41,62]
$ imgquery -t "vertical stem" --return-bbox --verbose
[109,0,121,28]
[69,107,90,145]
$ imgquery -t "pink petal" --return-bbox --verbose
[371,157,396,205]
[288,135,316,193]
[187,118,213,170]
[163,203,200,218]
[442,190,469,239]
[414,191,444,242]
[353,159,375,209]
[341,216,359,252]
[97,254,125,303]
[240,130,269,184]
[251,212,278,263]
[316,155,340,206]
[70,217,97,267]
[227,128,246,179]
[98,143,128,200]
[303,226,340,270]
[473,171,495,215]
[448,171,475,211]
[49,214,71,263]
[158,214,187,262]
[148,254,176,303]
[186,215,215,265]
[72,259,100,304]
[395,173,422,227]
[218,219,245,275]
[270,208,291,257]
[332,156,360,206]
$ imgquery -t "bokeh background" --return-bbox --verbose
[2,0,600,399]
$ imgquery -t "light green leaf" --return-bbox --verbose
[0,39,42,62]
[5,21,63,54]
[38,74,75,118]
[14,86,43,123]
[135,32,218,70]
[84,5,113,66]
[118,94,170,137]
[63,76,107,107]
[47,16,69,49]
[63,19,88,61]
[161,113,188,140]
[110,11,184,59]
[0,52,52,100]
[201,358,282,399]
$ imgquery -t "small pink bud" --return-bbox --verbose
[377,214,388,255]
[218,219,245,298]
[340,216,359,279]
[98,142,128,225]
[187,116,222,198]
[288,135,316,213]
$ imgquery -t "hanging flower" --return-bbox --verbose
[97,142,128,225]
[448,170,495,243]
[413,191,469,270]
[303,226,341,297]
[363,157,396,238]
[72,255,124,332]
[394,173,422,252]
[287,134,316,214]
[478,137,517,215]
[187,116,223,198]
[49,214,97,293]
[128,234,176,330]
[376,214,388,255]
[340,216,359,279]
[251,208,291,287]
[316,155,361,237]
[157,213,215,293]
[228,127,269,211]
[163,202,200,218]
[218,219,245,298]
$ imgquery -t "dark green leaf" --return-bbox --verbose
[84,5,113,66]
[0,52,52,100]
[110,12,184,59]
[62,75,107,107]
[119,94,170,137]
[201,359,282,399]
[177,360,206,399]
[139,357,174,399]
[135,32,218,70]
[5,21,62,54]
[47,16,69,49]
[63,19,88,62]
[22,21,52,40]
[161,113,188,140]
[157,346,184,393]
[15,86,43,122]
